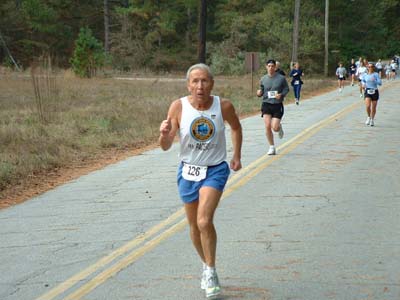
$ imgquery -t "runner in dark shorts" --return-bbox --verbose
[256,59,289,155]
[261,102,284,119]
[361,63,382,127]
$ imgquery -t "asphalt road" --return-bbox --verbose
[1,79,399,300]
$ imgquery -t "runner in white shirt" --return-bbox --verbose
[356,61,368,98]
[375,59,383,78]
[159,63,242,299]
[385,62,391,80]
[355,57,362,69]
[390,60,397,80]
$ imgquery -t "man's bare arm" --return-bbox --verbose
[221,99,242,171]
[159,100,181,151]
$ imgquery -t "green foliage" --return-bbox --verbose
[2,56,14,69]
[70,27,105,78]
[1,0,400,73]
[208,32,247,76]
[209,48,245,76]
[22,0,57,34]
[19,0,74,62]
[111,0,198,71]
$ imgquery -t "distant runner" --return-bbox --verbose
[362,62,382,127]
[335,62,347,92]
[375,59,383,78]
[275,61,286,76]
[289,62,304,105]
[256,59,289,155]
[356,61,368,98]
[385,61,391,80]
[349,58,357,86]
[390,60,397,80]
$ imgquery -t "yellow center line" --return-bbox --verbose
[36,160,260,300]
[36,94,360,300]
[57,100,361,300]
[223,100,361,197]
[35,209,186,300]
[63,220,188,300]
[36,147,272,300]
[226,99,362,190]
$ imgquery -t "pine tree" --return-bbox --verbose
[70,27,104,77]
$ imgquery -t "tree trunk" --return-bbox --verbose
[104,0,110,54]
[186,7,192,49]
[0,30,21,70]
[291,0,300,66]
[198,0,207,64]
[324,0,329,77]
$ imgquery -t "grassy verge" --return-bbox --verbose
[0,70,335,201]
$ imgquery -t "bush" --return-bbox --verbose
[208,41,246,76]
[70,27,105,77]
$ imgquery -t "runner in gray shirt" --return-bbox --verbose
[335,62,347,92]
[257,59,289,155]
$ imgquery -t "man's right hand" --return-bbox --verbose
[159,116,172,137]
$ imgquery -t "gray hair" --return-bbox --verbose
[186,63,214,81]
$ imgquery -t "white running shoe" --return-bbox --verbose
[295,98,299,105]
[201,263,207,289]
[205,271,221,298]
[360,93,363,98]
[201,270,207,289]
[365,117,371,125]
[339,88,342,93]
[370,119,374,126]
[267,146,276,155]
[278,125,284,139]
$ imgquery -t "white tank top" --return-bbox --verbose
[179,96,227,166]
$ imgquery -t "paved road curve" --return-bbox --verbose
[1,80,399,300]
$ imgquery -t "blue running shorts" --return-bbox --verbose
[177,161,230,203]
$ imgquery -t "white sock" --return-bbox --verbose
[206,266,216,274]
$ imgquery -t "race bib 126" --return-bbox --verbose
[182,163,207,182]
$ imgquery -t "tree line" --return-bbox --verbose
[0,0,399,75]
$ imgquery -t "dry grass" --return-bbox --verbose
[0,69,335,200]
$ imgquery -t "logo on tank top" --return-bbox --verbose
[190,116,215,142]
